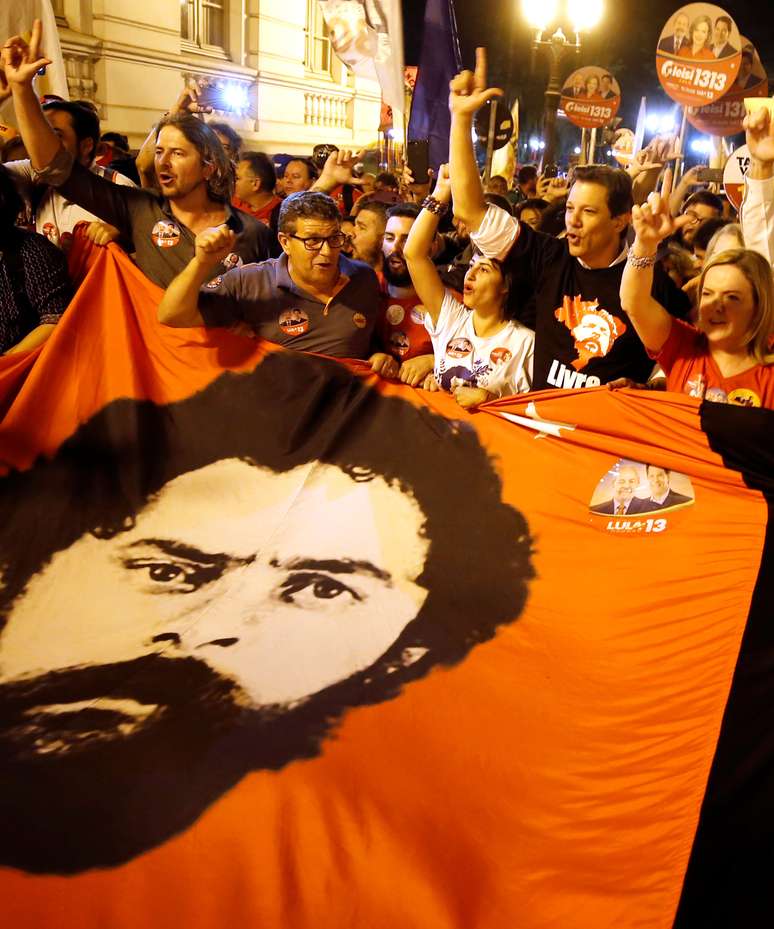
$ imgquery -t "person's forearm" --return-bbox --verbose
[404,205,442,261]
[620,241,656,317]
[157,259,212,326]
[10,83,61,170]
[668,178,690,217]
[5,323,55,355]
[449,113,486,231]
[135,124,158,189]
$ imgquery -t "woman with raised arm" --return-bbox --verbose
[620,191,774,408]
[403,165,534,410]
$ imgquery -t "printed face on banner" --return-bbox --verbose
[656,3,741,107]
[560,66,621,129]
[589,458,695,530]
[0,355,533,874]
[687,37,768,136]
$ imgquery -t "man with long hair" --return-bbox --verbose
[1,20,272,289]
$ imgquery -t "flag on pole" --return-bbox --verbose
[317,0,404,115]
[407,0,462,175]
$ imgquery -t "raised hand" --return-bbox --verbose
[432,163,452,202]
[537,174,569,202]
[744,106,774,165]
[631,192,691,252]
[1,19,51,87]
[172,78,212,117]
[194,224,237,269]
[318,148,365,188]
[449,47,502,119]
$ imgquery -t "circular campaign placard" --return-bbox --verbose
[687,37,768,136]
[560,67,621,129]
[723,142,749,210]
[656,3,741,108]
[611,128,635,165]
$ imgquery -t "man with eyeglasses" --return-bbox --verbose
[158,191,381,360]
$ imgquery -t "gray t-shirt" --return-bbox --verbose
[199,254,380,359]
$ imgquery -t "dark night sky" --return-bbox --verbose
[401,1,773,138]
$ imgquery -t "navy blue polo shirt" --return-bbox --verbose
[198,254,380,359]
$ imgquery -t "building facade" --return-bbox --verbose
[52,0,383,153]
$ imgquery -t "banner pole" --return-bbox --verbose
[588,127,597,164]
[483,101,498,185]
[673,106,688,184]
[580,127,588,165]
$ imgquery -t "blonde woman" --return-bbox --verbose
[620,192,774,408]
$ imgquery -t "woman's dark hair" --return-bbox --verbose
[537,198,568,237]
[0,165,23,241]
[156,113,233,203]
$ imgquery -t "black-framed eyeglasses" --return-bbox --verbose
[288,233,347,251]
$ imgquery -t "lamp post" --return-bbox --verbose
[521,0,604,169]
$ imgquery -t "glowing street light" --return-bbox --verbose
[521,0,559,32]
[523,0,605,169]
[566,0,604,33]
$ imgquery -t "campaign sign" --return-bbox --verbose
[560,66,621,130]
[656,3,741,108]
[687,37,767,136]
[612,128,635,165]
[723,142,749,210]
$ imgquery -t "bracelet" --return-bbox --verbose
[421,196,448,216]
[626,251,657,269]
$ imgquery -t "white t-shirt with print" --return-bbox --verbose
[425,291,534,398]
[5,159,136,251]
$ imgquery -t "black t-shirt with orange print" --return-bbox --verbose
[502,222,690,390]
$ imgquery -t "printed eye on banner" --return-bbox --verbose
[687,36,768,135]
[560,66,621,130]
[655,3,742,108]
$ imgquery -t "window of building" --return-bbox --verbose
[181,0,226,51]
[305,0,333,76]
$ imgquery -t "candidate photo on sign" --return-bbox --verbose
[0,351,533,874]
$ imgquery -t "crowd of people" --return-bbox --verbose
[1,25,773,409]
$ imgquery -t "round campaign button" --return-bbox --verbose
[722,143,749,211]
[655,4,741,108]
[410,305,426,325]
[386,304,405,325]
[222,252,243,271]
[490,347,513,366]
[446,337,473,359]
[560,66,621,130]
[151,220,181,249]
[352,312,367,329]
[389,330,410,357]
[687,37,767,136]
[278,308,310,336]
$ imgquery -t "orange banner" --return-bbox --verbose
[0,238,768,928]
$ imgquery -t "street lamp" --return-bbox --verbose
[522,0,604,169]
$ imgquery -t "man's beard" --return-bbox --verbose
[382,255,412,287]
[0,654,332,874]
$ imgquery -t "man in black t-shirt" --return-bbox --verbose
[448,50,689,390]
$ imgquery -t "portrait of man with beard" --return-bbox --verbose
[0,350,533,874]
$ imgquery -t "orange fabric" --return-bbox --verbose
[0,241,767,928]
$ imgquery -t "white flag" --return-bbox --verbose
[317,0,404,115]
